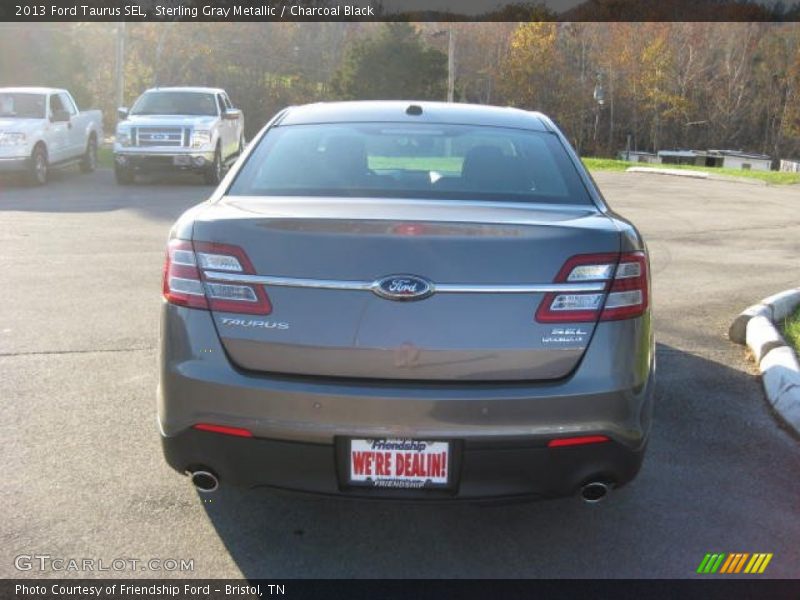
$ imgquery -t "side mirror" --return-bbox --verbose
[223,108,241,121]
[117,107,129,120]
[51,109,70,123]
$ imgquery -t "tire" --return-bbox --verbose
[80,136,97,173]
[27,145,48,186]
[114,163,134,185]
[203,145,223,185]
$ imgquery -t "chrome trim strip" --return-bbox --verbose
[203,271,606,294]
[434,283,605,293]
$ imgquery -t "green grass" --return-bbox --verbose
[581,158,634,172]
[98,146,114,169]
[783,306,800,354]
[582,157,800,185]
[368,156,463,173]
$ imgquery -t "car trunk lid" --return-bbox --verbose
[191,196,620,381]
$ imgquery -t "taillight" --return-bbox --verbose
[601,253,649,321]
[193,423,254,438]
[535,252,648,323]
[547,435,610,448]
[162,240,209,310]
[162,239,272,315]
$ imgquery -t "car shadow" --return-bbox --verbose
[195,342,800,578]
[0,168,212,222]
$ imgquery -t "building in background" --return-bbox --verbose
[617,150,660,164]
[657,150,711,167]
[653,149,772,171]
[708,150,772,171]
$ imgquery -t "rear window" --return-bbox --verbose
[228,123,591,205]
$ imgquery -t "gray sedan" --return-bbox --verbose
[158,101,654,502]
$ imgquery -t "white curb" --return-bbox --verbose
[626,167,709,179]
[761,289,800,322]
[729,303,771,344]
[729,288,800,344]
[760,347,800,433]
[746,315,787,363]
[730,288,800,436]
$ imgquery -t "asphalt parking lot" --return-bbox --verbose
[1,167,798,578]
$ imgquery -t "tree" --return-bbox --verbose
[330,23,447,101]
[0,24,89,103]
[498,22,561,110]
[5,22,800,160]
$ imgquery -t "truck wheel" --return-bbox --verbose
[114,164,134,185]
[27,145,48,186]
[203,145,222,185]
[80,136,98,173]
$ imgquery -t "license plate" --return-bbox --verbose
[349,439,450,489]
[173,155,191,166]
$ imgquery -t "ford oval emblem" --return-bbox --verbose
[373,274,434,301]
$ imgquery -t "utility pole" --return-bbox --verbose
[592,72,605,150]
[446,28,455,103]
[115,22,126,111]
[429,27,455,103]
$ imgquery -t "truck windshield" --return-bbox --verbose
[130,92,217,116]
[0,93,46,118]
[229,123,592,205]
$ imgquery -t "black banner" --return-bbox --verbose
[3,579,800,600]
[1,0,799,22]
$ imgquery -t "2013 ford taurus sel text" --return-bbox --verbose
[158,101,655,502]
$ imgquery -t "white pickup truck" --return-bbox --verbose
[114,86,244,185]
[0,87,103,185]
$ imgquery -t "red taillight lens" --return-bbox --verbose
[600,252,648,321]
[535,252,648,323]
[162,240,209,310]
[547,435,610,448]
[194,241,272,315]
[162,239,272,315]
[193,423,254,438]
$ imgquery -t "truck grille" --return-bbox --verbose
[134,127,188,147]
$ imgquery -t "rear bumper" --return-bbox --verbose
[158,304,655,500]
[162,428,646,501]
[0,156,29,172]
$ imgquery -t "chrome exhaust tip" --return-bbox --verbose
[190,469,219,493]
[580,481,610,503]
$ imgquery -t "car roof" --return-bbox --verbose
[143,86,226,95]
[0,87,66,95]
[278,101,550,131]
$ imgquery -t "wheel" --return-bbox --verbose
[114,163,134,185]
[80,136,97,173]
[27,145,48,186]
[203,145,223,185]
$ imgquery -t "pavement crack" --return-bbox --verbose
[0,347,155,357]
